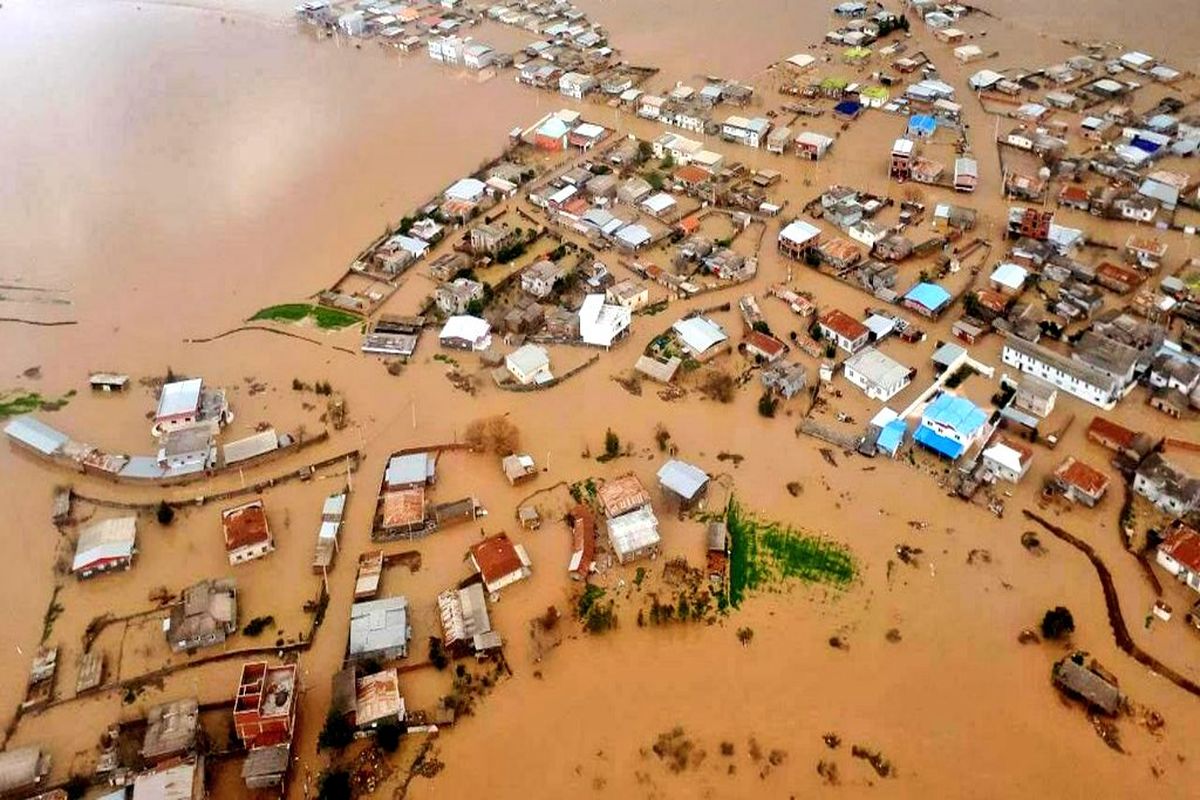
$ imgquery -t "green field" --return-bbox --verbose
[724,497,856,608]
[250,304,360,330]
[0,389,75,419]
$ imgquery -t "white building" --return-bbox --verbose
[505,344,553,385]
[559,72,596,99]
[842,347,911,401]
[578,294,631,348]
[721,115,772,148]
[606,505,661,564]
[1001,336,1123,410]
[981,440,1033,483]
[439,315,492,351]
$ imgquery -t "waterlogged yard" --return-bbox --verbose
[250,303,360,330]
[723,497,856,607]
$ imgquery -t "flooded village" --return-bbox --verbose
[2,0,1200,798]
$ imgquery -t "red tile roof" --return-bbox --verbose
[1055,457,1110,496]
[1086,416,1138,450]
[743,330,787,359]
[674,165,709,185]
[819,308,868,342]
[1160,524,1200,573]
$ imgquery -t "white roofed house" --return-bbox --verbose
[505,344,553,385]
[981,437,1034,483]
[462,42,495,70]
[72,516,138,578]
[349,596,411,661]
[313,491,347,574]
[559,71,597,99]
[778,219,822,260]
[640,192,678,218]
[439,315,492,351]
[606,506,660,564]
[437,583,501,657]
[721,115,771,148]
[842,347,912,401]
[656,459,710,509]
[153,378,231,437]
[672,316,728,357]
[578,294,631,348]
[795,131,834,160]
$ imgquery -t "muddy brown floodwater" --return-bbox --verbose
[2,0,1200,798]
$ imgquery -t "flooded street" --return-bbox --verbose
[2,0,1200,797]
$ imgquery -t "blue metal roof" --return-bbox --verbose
[922,393,988,435]
[834,100,863,116]
[904,282,952,311]
[914,425,965,459]
[876,419,907,456]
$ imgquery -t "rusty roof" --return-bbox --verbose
[1086,416,1139,450]
[221,500,271,552]
[381,487,426,528]
[1055,457,1110,496]
[470,534,524,584]
[597,473,651,518]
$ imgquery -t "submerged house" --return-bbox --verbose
[914,394,989,460]
[470,534,532,595]
[166,578,238,653]
[656,459,710,509]
[72,516,137,578]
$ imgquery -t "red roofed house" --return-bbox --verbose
[568,504,596,581]
[742,330,788,363]
[222,499,274,565]
[470,533,532,594]
[674,165,710,190]
[1095,261,1144,294]
[1085,416,1155,461]
[233,661,297,789]
[1058,184,1090,211]
[818,309,870,353]
[1156,522,1200,593]
[1053,457,1111,507]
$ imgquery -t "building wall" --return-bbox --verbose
[1002,344,1117,410]
[229,541,274,565]
[843,364,908,401]
[1156,551,1200,591]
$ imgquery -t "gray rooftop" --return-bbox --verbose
[349,596,411,658]
[656,459,709,499]
[4,416,69,456]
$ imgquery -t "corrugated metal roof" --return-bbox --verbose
[656,460,709,499]
[4,415,69,455]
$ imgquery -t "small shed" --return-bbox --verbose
[656,460,710,508]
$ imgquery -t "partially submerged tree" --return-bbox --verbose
[1040,606,1075,640]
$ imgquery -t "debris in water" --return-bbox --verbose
[895,544,923,566]
[966,548,992,565]
[1017,629,1041,645]
[816,760,840,785]
[851,745,893,778]
[819,448,838,467]
[885,628,902,643]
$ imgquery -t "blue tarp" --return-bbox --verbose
[1131,136,1162,154]
[834,100,863,118]
[876,419,907,456]
[908,114,937,137]
[914,425,965,459]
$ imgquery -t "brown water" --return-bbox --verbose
[3,1,1200,798]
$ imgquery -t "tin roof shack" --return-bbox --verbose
[377,487,429,540]
[568,504,597,581]
[355,669,405,730]
[349,596,411,661]
[599,473,660,564]
[385,452,436,489]
[72,516,137,579]
[1156,522,1200,593]
[0,746,51,795]
[167,578,238,653]
[313,491,347,574]
[354,551,384,601]
[1052,654,1122,716]
[470,534,532,595]
[222,499,274,565]
[1134,454,1200,517]
[234,661,297,790]
[1052,457,1111,507]
[438,583,501,657]
[90,372,129,392]
[707,522,728,585]
[141,698,199,764]
[656,460,710,509]
[132,757,206,800]
[501,453,537,485]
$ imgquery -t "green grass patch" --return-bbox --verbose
[0,389,75,418]
[250,304,360,330]
[723,497,855,608]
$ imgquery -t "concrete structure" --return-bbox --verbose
[982,438,1034,482]
[578,294,631,348]
[505,344,552,385]
[222,499,274,565]
[470,534,532,594]
[914,394,989,460]
[843,347,911,401]
[1134,454,1200,516]
[818,309,869,353]
[1002,336,1124,410]
[166,578,237,652]
[439,315,492,351]
[1053,457,1111,506]
[1156,523,1200,594]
